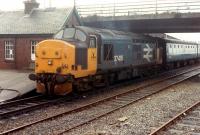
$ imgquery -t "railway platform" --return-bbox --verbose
[0,70,35,102]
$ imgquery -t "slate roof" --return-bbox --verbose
[0,8,77,35]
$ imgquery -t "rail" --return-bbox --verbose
[149,100,200,135]
[76,0,200,17]
[1,65,200,134]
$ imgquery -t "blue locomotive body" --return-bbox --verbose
[75,26,199,76]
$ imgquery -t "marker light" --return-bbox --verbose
[48,59,53,65]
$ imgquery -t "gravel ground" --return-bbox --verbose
[64,76,200,135]
[0,68,199,135]
[0,69,167,133]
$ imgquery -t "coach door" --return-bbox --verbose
[88,35,98,74]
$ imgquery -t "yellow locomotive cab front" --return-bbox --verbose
[29,39,98,95]
[35,40,75,74]
[29,27,98,96]
[30,39,75,95]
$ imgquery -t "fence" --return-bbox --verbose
[76,0,200,17]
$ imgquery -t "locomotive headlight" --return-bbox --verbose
[48,59,53,65]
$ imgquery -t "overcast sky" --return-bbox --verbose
[0,0,200,42]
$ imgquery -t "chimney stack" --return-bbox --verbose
[24,0,39,14]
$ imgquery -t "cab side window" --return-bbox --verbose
[89,36,97,48]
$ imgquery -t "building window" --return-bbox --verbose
[31,40,39,61]
[5,41,14,60]
[104,44,114,61]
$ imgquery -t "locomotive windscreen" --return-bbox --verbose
[54,28,87,42]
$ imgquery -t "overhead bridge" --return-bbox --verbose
[77,0,200,33]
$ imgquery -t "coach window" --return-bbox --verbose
[104,44,114,61]
[89,36,97,48]
[31,40,39,61]
[5,41,14,60]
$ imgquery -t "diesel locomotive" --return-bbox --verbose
[29,26,199,95]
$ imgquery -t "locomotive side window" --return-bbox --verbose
[89,36,96,48]
[104,44,113,61]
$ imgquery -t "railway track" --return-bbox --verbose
[0,95,68,119]
[150,101,200,135]
[1,66,200,135]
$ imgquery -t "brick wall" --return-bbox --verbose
[0,35,51,70]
